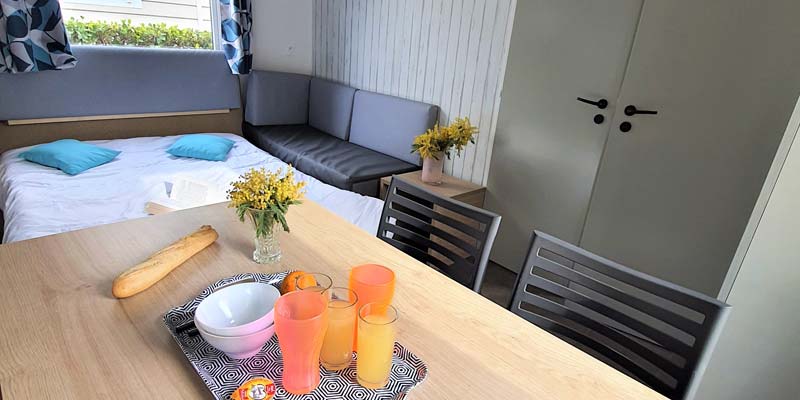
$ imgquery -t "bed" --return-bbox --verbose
[0,134,384,243]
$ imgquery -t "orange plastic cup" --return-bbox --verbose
[274,290,329,395]
[349,264,395,349]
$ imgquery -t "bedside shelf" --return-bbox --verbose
[380,171,486,208]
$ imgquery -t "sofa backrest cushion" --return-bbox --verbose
[308,78,357,140]
[349,91,439,165]
[245,70,310,125]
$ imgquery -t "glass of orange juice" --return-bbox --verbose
[349,264,395,350]
[320,287,358,371]
[356,303,398,389]
[296,272,333,299]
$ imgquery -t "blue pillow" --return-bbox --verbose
[167,134,235,161]
[19,139,121,175]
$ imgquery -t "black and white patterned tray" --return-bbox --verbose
[163,272,428,400]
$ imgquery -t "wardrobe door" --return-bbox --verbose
[485,0,643,271]
[581,0,800,295]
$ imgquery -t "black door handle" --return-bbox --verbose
[624,105,658,116]
[577,97,608,110]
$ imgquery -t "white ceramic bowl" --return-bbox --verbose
[194,282,280,337]
[198,324,275,359]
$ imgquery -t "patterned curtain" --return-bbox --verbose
[218,0,251,75]
[0,0,76,73]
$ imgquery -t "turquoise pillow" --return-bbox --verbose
[19,139,121,175]
[167,134,235,161]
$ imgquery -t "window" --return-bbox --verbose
[61,0,216,50]
[68,0,143,8]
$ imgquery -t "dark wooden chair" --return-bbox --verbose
[378,177,501,292]
[509,231,730,399]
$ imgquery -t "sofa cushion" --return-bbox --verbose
[308,78,357,140]
[349,91,439,165]
[244,123,418,191]
[245,70,311,125]
[294,135,419,191]
[244,123,315,166]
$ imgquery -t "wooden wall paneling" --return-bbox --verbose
[461,0,495,180]
[312,0,516,184]
[476,0,515,184]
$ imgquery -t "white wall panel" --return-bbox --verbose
[312,0,516,184]
[252,0,313,74]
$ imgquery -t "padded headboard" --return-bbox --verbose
[0,46,241,121]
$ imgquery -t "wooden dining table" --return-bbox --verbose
[0,201,666,399]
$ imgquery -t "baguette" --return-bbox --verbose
[112,225,219,298]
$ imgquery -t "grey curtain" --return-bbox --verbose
[0,0,76,73]
[218,0,251,74]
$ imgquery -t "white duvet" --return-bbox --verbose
[0,134,384,243]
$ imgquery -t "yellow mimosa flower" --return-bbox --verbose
[227,166,306,236]
[411,117,478,160]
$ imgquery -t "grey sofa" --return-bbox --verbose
[243,70,439,197]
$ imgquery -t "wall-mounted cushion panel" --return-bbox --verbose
[308,78,356,140]
[167,134,235,161]
[245,70,310,125]
[19,139,121,175]
[0,46,241,121]
[349,91,439,165]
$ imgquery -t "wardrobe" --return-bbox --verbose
[486,0,800,296]
[694,98,800,400]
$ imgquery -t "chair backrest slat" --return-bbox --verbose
[389,191,487,239]
[519,290,687,381]
[527,274,695,357]
[510,231,731,400]
[537,235,720,315]
[383,219,474,271]
[384,207,480,259]
[379,177,501,292]
[517,298,679,396]
[534,255,705,340]
[381,236,453,272]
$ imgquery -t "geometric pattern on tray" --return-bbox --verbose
[164,272,428,399]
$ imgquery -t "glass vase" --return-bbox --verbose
[421,153,444,185]
[248,209,282,264]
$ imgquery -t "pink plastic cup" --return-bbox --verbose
[274,290,329,394]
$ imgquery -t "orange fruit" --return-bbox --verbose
[296,274,318,290]
[280,271,317,294]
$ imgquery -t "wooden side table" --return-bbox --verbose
[380,171,486,208]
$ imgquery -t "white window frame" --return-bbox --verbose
[66,0,143,9]
[63,0,219,50]
[209,0,221,50]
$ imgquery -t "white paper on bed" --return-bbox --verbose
[170,177,227,206]
[0,134,383,243]
[147,177,227,214]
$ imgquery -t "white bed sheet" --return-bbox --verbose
[0,134,384,243]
